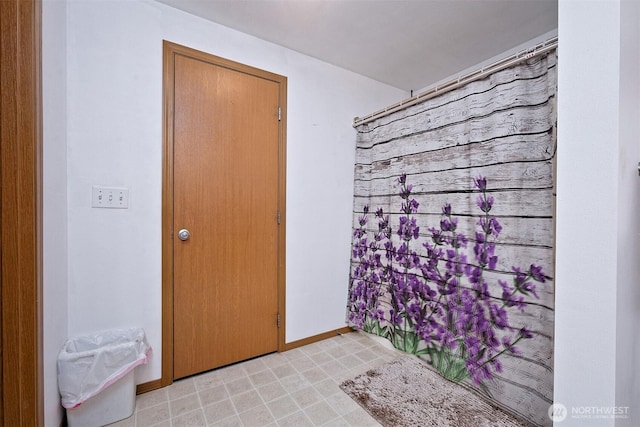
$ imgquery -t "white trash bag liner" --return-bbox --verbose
[58,328,151,409]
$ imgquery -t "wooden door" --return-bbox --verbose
[163,42,286,380]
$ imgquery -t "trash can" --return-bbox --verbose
[57,328,151,427]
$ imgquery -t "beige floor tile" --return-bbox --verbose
[218,364,248,383]
[105,414,135,426]
[203,399,237,424]
[168,378,197,400]
[326,346,349,359]
[170,393,201,418]
[301,366,329,384]
[230,389,263,413]
[321,418,354,427]
[309,351,334,365]
[289,355,316,372]
[242,357,269,375]
[270,363,297,379]
[276,410,314,427]
[172,408,207,427]
[300,342,325,356]
[282,347,306,360]
[277,372,311,393]
[249,368,277,387]
[341,408,381,426]
[290,385,323,409]
[237,404,275,427]
[129,331,396,427]
[199,383,229,406]
[337,354,364,369]
[323,362,354,382]
[256,381,288,403]
[225,376,254,396]
[354,348,378,362]
[265,394,299,420]
[325,392,362,416]
[260,352,289,369]
[195,370,224,391]
[209,414,243,427]
[319,359,350,377]
[312,378,341,398]
[135,402,170,427]
[304,400,340,425]
[135,387,168,411]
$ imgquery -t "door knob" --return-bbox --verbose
[177,229,190,241]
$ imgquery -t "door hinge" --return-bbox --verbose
[277,210,281,225]
[277,313,281,328]
[278,107,281,121]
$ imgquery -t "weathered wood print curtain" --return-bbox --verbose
[347,50,556,426]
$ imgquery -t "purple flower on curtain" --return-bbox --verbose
[477,194,494,213]
[346,174,547,386]
[529,264,547,283]
[473,175,487,190]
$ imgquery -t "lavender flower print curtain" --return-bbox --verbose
[347,51,557,426]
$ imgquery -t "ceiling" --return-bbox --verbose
[155,0,558,91]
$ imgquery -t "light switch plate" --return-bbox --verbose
[92,186,129,209]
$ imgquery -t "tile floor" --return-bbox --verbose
[107,331,399,427]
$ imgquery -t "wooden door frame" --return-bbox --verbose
[161,41,287,387]
[0,0,44,424]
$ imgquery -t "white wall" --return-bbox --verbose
[53,2,640,427]
[420,29,558,94]
[555,1,639,426]
[42,0,69,424]
[62,0,406,393]
[615,0,640,425]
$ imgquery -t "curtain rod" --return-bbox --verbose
[353,36,558,127]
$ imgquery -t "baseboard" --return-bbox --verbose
[136,378,163,395]
[136,326,354,394]
[283,326,354,351]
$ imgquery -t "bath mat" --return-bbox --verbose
[340,356,535,427]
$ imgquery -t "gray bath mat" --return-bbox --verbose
[340,356,535,427]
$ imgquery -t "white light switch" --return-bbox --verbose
[92,186,129,209]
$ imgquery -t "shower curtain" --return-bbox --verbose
[347,50,556,426]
